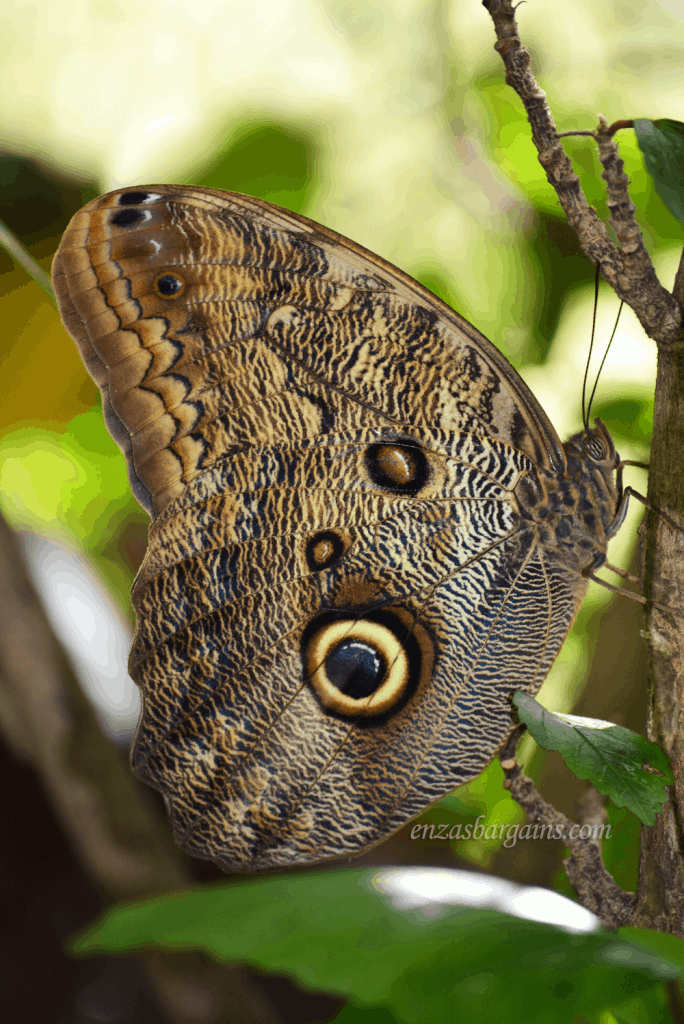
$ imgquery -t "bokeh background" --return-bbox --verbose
[1,0,683,1021]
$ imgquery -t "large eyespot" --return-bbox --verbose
[154,272,185,298]
[364,442,428,494]
[582,433,609,462]
[305,530,347,572]
[305,618,410,716]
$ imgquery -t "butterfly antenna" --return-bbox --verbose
[585,300,625,425]
[581,263,601,431]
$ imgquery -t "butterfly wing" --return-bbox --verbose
[52,186,583,870]
[53,185,566,518]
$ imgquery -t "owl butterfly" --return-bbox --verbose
[53,186,626,872]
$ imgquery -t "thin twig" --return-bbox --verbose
[607,120,635,137]
[0,217,56,304]
[595,116,661,301]
[500,746,636,929]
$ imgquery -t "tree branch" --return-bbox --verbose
[499,732,635,928]
[484,0,684,935]
[482,0,681,345]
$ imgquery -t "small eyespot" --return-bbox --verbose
[155,273,185,298]
[582,433,609,462]
[118,191,152,205]
[365,442,428,494]
[305,530,346,572]
[110,208,148,227]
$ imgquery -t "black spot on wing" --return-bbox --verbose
[118,191,153,205]
[326,640,387,698]
[157,274,184,297]
[111,208,147,227]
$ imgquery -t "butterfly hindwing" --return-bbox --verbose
[52,186,587,870]
[127,429,580,870]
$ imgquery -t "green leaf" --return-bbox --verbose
[332,1006,399,1024]
[620,929,684,978]
[634,119,684,231]
[513,693,672,825]
[584,982,671,1024]
[68,869,682,1024]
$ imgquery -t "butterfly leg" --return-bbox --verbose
[585,556,681,609]
[603,562,640,585]
[583,456,683,602]
[586,499,683,604]
[608,484,684,541]
[583,555,647,604]
[608,454,682,540]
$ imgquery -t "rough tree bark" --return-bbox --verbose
[483,0,684,936]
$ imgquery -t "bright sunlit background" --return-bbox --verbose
[1,0,683,888]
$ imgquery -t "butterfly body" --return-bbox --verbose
[53,186,621,870]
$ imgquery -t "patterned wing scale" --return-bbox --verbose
[53,186,566,518]
[52,186,607,870]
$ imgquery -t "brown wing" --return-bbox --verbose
[124,430,585,871]
[52,186,565,519]
[52,187,583,871]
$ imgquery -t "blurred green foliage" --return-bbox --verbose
[0,409,144,614]
[197,120,317,212]
[0,153,96,251]
[332,1007,398,1023]
[603,805,642,894]
[409,762,524,869]
[68,868,684,1024]
[594,397,654,448]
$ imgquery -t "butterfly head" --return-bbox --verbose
[556,417,621,551]
[565,417,619,476]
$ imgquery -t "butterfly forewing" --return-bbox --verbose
[52,186,592,870]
